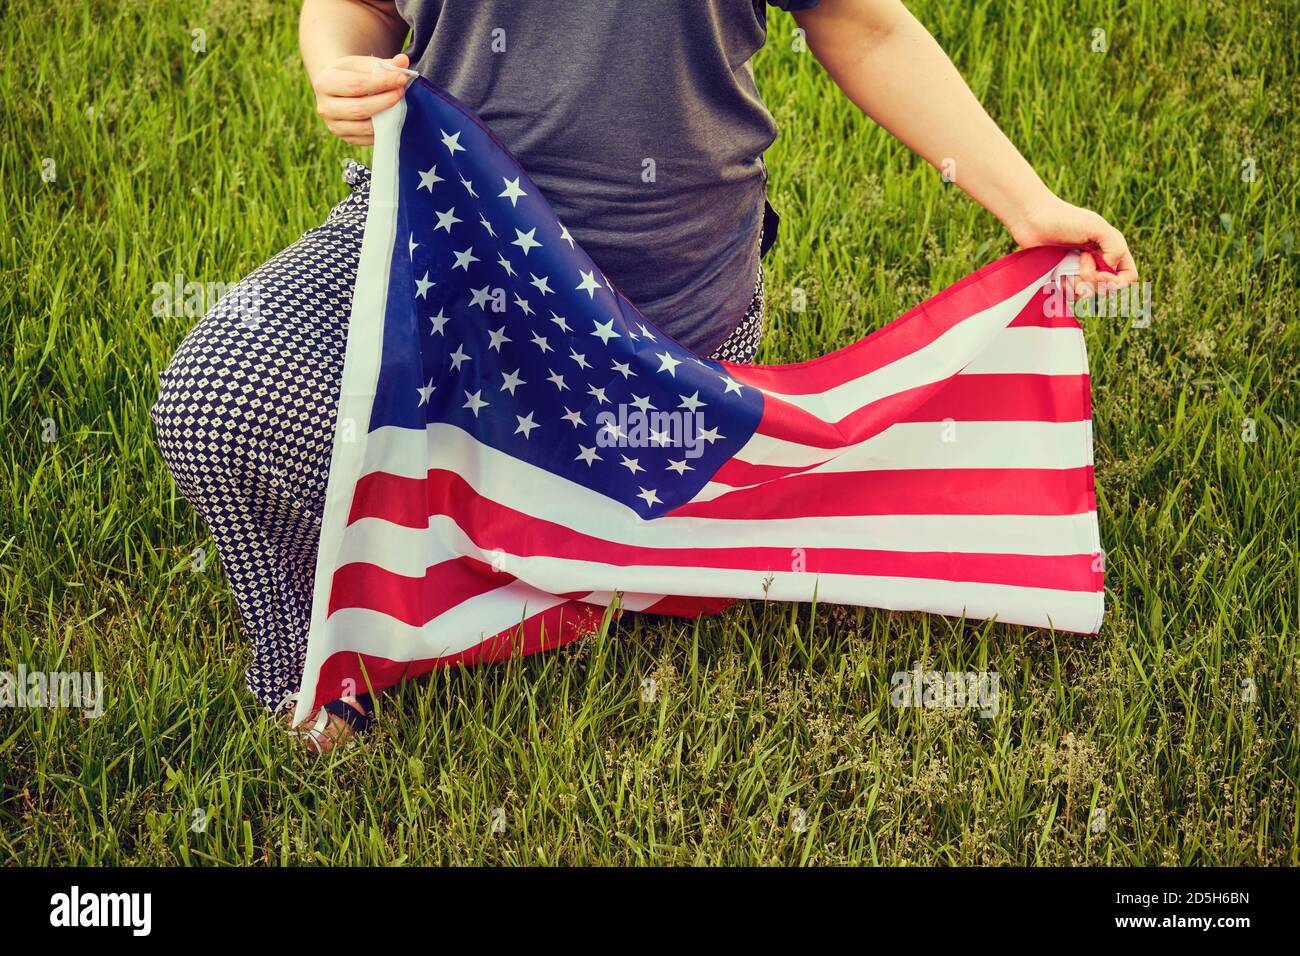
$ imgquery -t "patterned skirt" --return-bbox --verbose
[151,162,766,711]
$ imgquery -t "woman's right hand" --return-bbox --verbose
[311,53,412,145]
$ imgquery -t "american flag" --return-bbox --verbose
[295,77,1103,721]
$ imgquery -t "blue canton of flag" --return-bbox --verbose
[369,80,765,516]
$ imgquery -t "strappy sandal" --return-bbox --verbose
[278,691,376,754]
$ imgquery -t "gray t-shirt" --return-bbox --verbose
[394,0,818,354]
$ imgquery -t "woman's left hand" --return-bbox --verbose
[1005,196,1139,295]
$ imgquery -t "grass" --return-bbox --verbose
[1,0,1297,865]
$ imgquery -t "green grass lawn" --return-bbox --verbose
[1,0,1297,865]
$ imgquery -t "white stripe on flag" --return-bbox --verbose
[335,506,1102,585]
[752,269,1066,421]
[721,419,1096,478]
[296,94,409,726]
[352,422,1099,549]
[323,578,572,663]
[323,568,1103,653]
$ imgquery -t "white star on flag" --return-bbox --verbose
[499,177,527,206]
[500,369,525,395]
[592,319,620,343]
[514,411,539,438]
[656,352,682,376]
[512,228,541,254]
[440,129,465,153]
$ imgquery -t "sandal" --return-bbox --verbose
[278,691,376,754]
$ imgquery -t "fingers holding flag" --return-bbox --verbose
[1076,222,1139,298]
[1006,196,1139,302]
[311,54,414,145]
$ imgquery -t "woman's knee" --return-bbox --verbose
[151,352,245,492]
[150,285,267,484]
[152,321,337,499]
[151,216,357,494]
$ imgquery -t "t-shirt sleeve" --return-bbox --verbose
[768,0,822,10]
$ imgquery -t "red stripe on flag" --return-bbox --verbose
[637,595,737,616]
[348,464,1096,530]
[669,466,1096,520]
[721,246,1068,394]
[351,471,426,528]
[332,545,1102,620]
[719,371,1091,486]
[338,470,1100,592]
[328,556,512,626]
[1007,288,1082,328]
[712,456,829,486]
[754,373,1092,447]
[902,373,1092,423]
[308,599,604,713]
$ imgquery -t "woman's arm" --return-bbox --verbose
[793,0,1138,291]
[300,0,411,145]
